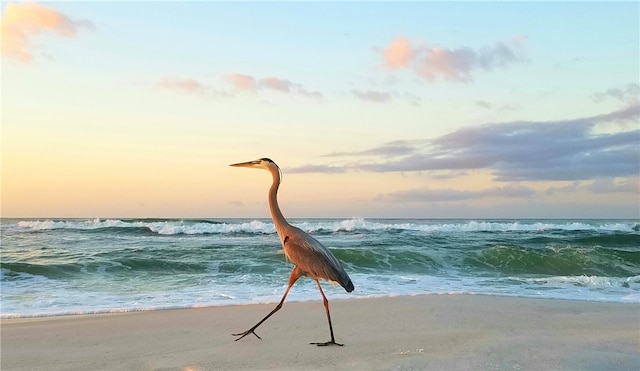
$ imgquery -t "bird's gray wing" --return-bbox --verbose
[283,227,353,292]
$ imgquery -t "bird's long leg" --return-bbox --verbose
[310,279,343,346]
[232,266,303,341]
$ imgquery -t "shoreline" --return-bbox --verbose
[2,294,638,370]
[1,292,639,320]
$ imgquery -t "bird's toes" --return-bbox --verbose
[232,329,262,341]
[310,340,343,347]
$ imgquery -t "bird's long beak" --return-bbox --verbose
[229,160,257,168]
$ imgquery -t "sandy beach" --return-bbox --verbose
[1,295,638,370]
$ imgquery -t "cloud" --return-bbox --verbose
[378,184,535,203]
[543,182,582,196]
[1,1,94,62]
[543,178,639,196]
[260,76,293,92]
[585,178,639,194]
[224,73,257,91]
[352,90,392,103]
[156,76,210,95]
[380,35,527,83]
[381,35,413,69]
[224,72,323,99]
[592,83,640,103]
[286,164,346,174]
[296,88,323,100]
[155,73,322,100]
[324,140,421,158]
[476,100,492,109]
[292,103,640,183]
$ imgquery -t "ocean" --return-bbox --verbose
[1,218,639,318]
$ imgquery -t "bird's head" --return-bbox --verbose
[229,157,279,171]
[230,158,282,184]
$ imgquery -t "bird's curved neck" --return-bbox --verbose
[268,168,289,233]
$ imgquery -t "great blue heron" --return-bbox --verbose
[230,158,354,346]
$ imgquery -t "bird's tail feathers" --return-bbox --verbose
[341,276,354,292]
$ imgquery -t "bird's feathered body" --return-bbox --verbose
[263,158,354,293]
[279,225,354,292]
[230,157,353,346]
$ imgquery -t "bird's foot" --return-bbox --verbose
[232,329,262,341]
[310,340,344,347]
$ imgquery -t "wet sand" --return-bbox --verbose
[2,295,639,370]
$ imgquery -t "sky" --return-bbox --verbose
[1,1,639,219]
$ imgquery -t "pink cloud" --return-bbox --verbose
[153,72,323,101]
[1,1,94,62]
[381,36,413,69]
[224,73,257,91]
[224,72,322,99]
[380,35,527,83]
[418,47,476,82]
[156,76,209,95]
